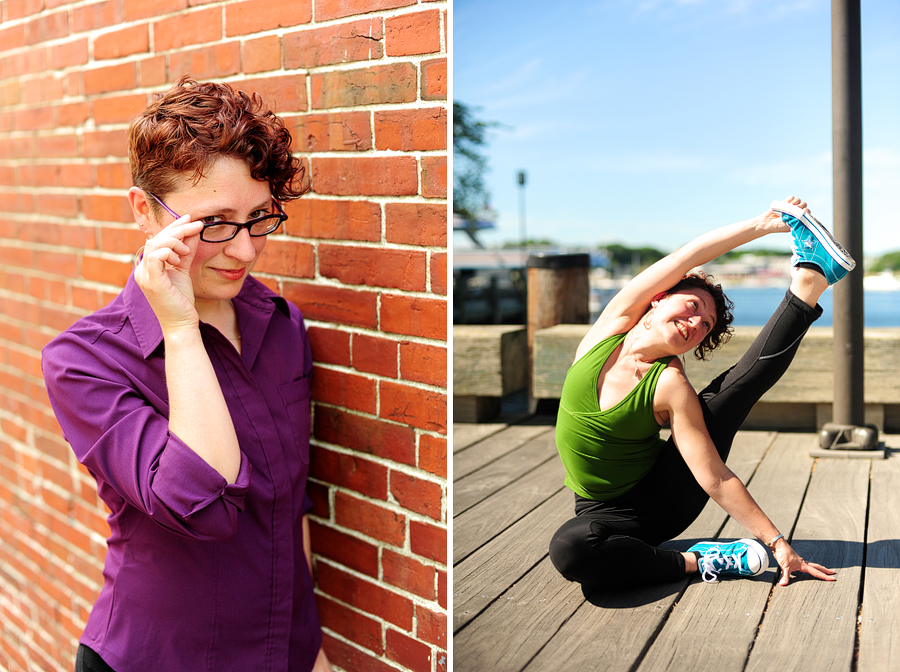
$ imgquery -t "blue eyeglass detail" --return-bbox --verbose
[146,192,287,243]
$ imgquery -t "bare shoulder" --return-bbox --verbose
[656,358,698,404]
[574,315,632,362]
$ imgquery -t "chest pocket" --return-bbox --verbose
[278,375,311,465]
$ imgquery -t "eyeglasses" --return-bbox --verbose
[146,192,288,243]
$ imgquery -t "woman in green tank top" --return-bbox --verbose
[550,196,854,587]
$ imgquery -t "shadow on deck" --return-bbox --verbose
[452,417,900,672]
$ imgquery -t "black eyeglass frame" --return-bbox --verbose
[146,191,288,243]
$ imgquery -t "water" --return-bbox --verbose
[725,287,900,327]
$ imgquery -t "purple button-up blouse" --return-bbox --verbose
[42,273,321,672]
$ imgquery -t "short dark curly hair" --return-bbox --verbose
[128,76,307,216]
[665,272,734,361]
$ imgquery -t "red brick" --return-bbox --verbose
[83,63,137,96]
[98,226,144,255]
[0,81,20,107]
[235,74,308,113]
[375,107,446,151]
[124,0,187,21]
[168,42,241,81]
[320,245,426,292]
[292,112,372,153]
[242,35,282,74]
[315,0,414,21]
[14,107,53,132]
[307,326,350,366]
[314,406,416,466]
[410,520,445,565]
[81,254,131,288]
[418,433,445,478]
[96,162,132,189]
[6,48,47,77]
[385,10,441,57]
[381,294,446,340]
[312,157,417,197]
[284,198,380,242]
[421,155,447,198]
[321,633,399,672]
[139,55,167,87]
[311,366,377,415]
[93,24,150,60]
[349,333,397,378]
[386,628,431,672]
[431,252,447,295]
[73,0,121,32]
[415,604,446,649]
[316,595,383,654]
[49,38,89,69]
[254,239,314,277]
[317,561,413,629]
[0,24,27,50]
[37,193,78,218]
[153,7,222,52]
[83,129,128,158]
[383,549,435,600]
[25,11,70,46]
[311,63,417,109]
[399,341,446,387]
[55,101,90,127]
[82,194,132,223]
[38,133,79,158]
[421,57,446,100]
[437,569,447,609]
[389,472,442,521]
[92,94,148,125]
[380,381,445,434]
[284,19,383,69]
[309,521,378,577]
[283,281,377,328]
[334,491,405,547]
[309,447,386,499]
[225,0,311,36]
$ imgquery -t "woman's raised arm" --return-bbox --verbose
[575,198,799,359]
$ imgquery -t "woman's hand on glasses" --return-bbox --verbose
[135,214,204,333]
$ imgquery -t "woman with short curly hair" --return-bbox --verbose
[550,196,855,590]
[43,78,331,672]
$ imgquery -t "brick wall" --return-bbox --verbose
[0,1,448,671]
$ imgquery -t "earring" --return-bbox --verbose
[643,310,653,329]
[134,245,146,268]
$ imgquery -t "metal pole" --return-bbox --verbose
[518,171,527,253]
[831,0,865,426]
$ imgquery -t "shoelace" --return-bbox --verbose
[698,550,741,583]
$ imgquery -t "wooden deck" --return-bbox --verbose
[452,417,900,672]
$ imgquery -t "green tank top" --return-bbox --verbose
[556,332,674,500]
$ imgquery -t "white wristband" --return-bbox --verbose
[767,533,784,549]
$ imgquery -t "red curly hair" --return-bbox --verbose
[128,76,307,216]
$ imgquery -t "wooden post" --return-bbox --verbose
[526,253,590,402]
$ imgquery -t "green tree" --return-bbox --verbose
[869,251,900,273]
[453,101,498,221]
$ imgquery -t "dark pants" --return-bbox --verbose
[75,645,116,672]
[549,290,822,589]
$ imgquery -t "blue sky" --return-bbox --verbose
[453,0,899,255]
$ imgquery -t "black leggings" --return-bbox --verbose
[549,290,822,589]
[75,645,116,672]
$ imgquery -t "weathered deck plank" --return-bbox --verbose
[637,433,815,672]
[746,458,870,672]
[453,419,900,672]
[857,444,900,672]
[454,429,557,513]
[453,489,571,631]
[453,455,566,563]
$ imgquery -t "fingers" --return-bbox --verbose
[784,195,809,211]
[777,559,837,586]
[142,216,203,271]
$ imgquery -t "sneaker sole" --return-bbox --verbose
[770,200,857,273]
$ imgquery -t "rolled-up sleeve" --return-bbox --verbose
[43,329,252,541]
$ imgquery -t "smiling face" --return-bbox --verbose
[146,156,272,312]
[649,288,718,356]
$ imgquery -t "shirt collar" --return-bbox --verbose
[121,273,290,360]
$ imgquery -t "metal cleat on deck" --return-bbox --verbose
[810,422,885,458]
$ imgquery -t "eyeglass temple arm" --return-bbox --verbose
[146,191,182,220]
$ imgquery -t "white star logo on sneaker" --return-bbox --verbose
[804,239,815,250]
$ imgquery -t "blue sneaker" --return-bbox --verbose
[688,538,769,583]
[770,200,856,285]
